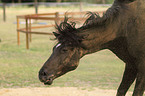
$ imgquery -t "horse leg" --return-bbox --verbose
[117,64,137,96]
[133,61,145,96]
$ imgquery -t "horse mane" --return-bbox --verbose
[54,17,83,47]
[54,4,123,47]
[81,5,122,29]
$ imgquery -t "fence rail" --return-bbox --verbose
[0,2,111,22]
[0,2,111,7]
[17,11,104,49]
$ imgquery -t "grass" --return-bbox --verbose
[0,5,134,91]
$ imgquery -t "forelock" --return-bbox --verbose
[55,17,82,47]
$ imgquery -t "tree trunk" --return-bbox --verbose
[12,0,14,3]
[102,0,106,4]
[56,0,62,3]
[41,0,46,2]
[34,0,38,14]
[18,0,21,3]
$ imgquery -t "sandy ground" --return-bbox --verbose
[0,87,133,96]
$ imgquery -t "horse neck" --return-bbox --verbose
[78,23,119,54]
[77,1,134,54]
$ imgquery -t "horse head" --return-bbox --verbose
[38,19,87,85]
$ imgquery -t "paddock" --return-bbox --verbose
[0,87,132,96]
[1,4,132,96]
[16,11,104,49]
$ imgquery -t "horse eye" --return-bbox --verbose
[62,48,68,52]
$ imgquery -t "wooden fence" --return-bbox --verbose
[0,2,111,22]
[16,11,104,49]
[0,2,83,22]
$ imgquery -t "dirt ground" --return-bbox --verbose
[0,87,133,96]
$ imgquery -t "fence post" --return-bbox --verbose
[29,19,32,42]
[80,2,83,12]
[3,3,6,22]
[35,0,38,14]
[17,17,20,46]
[55,12,59,24]
[25,18,29,49]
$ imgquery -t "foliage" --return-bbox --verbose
[1,0,114,4]
[82,0,114,4]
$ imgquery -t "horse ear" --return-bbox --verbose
[53,32,60,37]
[117,0,136,3]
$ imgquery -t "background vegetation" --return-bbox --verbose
[0,0,114,4]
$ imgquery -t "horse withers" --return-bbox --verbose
[39,0,145,96]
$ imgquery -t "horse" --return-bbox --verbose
[39,0,145,95]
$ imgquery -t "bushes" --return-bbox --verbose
[85,0,114,4]
[1,0,114,4]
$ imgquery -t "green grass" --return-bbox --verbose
[0,6,134,91]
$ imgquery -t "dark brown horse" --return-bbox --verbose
[39,0,145,95]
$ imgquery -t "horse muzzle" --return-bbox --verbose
[44,77,53,85]
[39,69,55,85]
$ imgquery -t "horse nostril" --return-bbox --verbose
[39,70,48,82]
[39,69,48,77]
[41,71,47,76]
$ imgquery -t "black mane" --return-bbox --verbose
[54,18,82,47]
[54,4,123,46]
[81,5,122,29]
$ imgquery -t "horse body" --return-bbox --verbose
[127,0,145,57]
[39,0,145,96]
